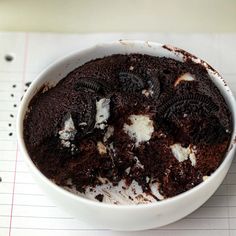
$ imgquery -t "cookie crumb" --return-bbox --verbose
[25,82,31,87]
[5,54,14,62]
[95,194,104,202]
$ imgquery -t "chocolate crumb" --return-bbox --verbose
[95,194,104,202]
[5,54,14,62]
[25,82,31,87]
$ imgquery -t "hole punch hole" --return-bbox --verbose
[5,54,14,62]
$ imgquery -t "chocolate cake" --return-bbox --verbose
[23,54,232,204]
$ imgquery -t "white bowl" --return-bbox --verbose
[17,40,236,231]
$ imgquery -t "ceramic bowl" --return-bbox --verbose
[17,40,236,231]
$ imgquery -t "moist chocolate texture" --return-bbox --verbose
[24,54,232,201]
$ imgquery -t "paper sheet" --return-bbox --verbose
[0,32,236,236]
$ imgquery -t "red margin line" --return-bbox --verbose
[8,32,29,236]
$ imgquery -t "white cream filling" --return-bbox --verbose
[133,156,144,169]
[142,89,154,97]
[95,98,110,130]
[150,182,164,200]
[129,65,134,71]
[58,114,77,148]
[97,141,107,155]
[174,72,195,87]
[189,153,196,166]
[123,114,154,146]
[170,143,197,166]
[203,175,209,181]
[103,125,114,142]
[79,122,87,126]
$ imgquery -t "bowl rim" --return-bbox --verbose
[17,40,236,210]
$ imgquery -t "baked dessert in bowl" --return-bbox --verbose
[17,41,236,230]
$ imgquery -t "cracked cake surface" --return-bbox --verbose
[23,54,232,204]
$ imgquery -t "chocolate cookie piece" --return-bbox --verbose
[159,94,218,117]
[119,72,161,98]
[119,72,145,93]
[75,77,111,95]
[158,94,226,144]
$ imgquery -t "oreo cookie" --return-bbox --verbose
[159,94,218,118]
[75,77,110,95]
[119,72,160,99]
[158,94,226,144]
[119,72,145,93]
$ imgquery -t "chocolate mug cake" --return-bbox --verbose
[23,54,232,204]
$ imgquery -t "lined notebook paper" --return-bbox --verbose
[0,32,236,236]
